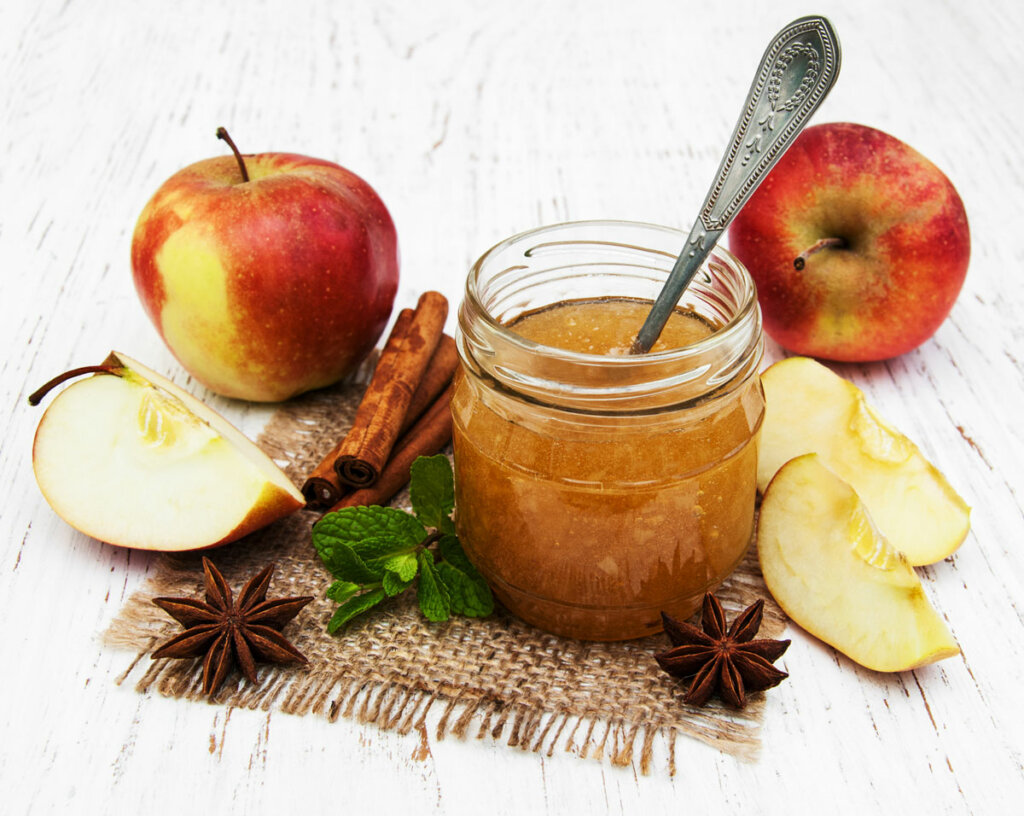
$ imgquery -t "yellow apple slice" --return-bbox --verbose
[757,356,970,565]
[31,352,304,550]
[758,454,959,672]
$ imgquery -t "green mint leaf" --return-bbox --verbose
[434,537,494,618]
[351,535,417,562]
[382,570,415,597]
[315,540,381,583]
[313,507,425,582]
[435,562,493,617]
[313,506,426,551]
[416,550,451,622]
[437,534,481,577]
[326,580,361,604]
[379,552,418,581]
[435,534,492,617]
[327,588,387,633]
[410,455,456,534]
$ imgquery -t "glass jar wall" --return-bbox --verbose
[453,221,764,640]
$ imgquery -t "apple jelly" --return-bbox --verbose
[453,221,765,640]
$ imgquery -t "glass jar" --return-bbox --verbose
[453,220,764,640]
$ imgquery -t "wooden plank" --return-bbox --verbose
[1,0,1023,811]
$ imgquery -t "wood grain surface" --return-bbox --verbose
[2,0,1022,813]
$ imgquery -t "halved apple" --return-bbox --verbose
[757,356,970,565]
[30,352,304,550]
[758,454,959,672]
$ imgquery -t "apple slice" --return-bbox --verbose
[30,352,304,550]
[758,454,959,672]
[757,356,970,565]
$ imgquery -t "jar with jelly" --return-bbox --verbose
[452,221,764,640]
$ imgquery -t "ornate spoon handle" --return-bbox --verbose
[632,16,841,354]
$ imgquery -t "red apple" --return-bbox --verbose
[728,122,970,362]
[131,129,399,402]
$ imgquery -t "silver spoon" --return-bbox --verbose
[631,15,841,354]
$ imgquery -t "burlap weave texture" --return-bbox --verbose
[104,379,785,773]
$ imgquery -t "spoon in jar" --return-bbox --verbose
[631,15,841,354]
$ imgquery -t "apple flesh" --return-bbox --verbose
[758,454,960,673]
[31,352,304,550]
[757,356,970,565]
[728,122,970,361]
[131,142,398,402]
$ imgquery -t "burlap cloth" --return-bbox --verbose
[104,378,786,774]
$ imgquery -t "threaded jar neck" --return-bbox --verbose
[457,220,763,414]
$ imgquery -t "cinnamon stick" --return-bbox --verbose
[325,383,454,513]
[335,291,448,488]
[301,309,415,508]
[401,333,458,435]
[301,292,450,508]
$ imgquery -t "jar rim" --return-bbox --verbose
[464,219,758,367]
[459,219,763,413]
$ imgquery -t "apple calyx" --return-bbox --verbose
[793,237,847,270]
[215,126,250,183]
[28,365,122,406]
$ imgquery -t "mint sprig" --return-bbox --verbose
[312,454,493,632]
[409,455,456,534]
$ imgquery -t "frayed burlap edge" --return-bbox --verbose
[103,376,786,774]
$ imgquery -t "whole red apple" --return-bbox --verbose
[131,129,399,402]
[727,122,969,362]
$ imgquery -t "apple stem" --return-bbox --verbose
[216,127,250,183]
[794,237,847,270]
[28,365,118,406]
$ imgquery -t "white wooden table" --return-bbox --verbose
[3,1,1022,812]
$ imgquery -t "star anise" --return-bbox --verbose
[655,593,790,708]
[151,557,313,695]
